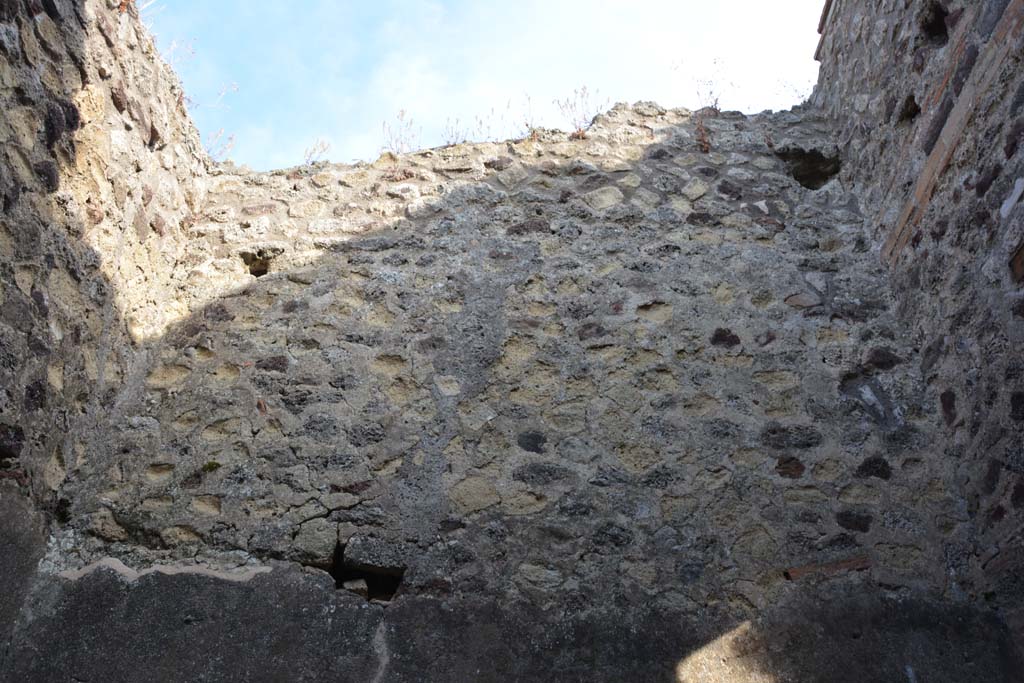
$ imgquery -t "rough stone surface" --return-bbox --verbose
[5,565,1021,683]
[7,565,382,683]
[56,105,956,614]
[0,484,44,649]
[813,0,1024,643]
[0,0,1021,680]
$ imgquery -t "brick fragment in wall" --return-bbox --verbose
[952,44,980,97]
[1011,241,1024,282]
[922,96,954,155]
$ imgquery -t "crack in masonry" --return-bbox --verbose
[294,495,364,527]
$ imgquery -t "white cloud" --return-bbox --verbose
[153,0,824,170]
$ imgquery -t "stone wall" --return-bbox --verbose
[0,1,1021,681]
[0,0,207,534]
[812,0,1024,640]
[51,105,964,614]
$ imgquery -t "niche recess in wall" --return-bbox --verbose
[775,147,842,190]
[920,2,950,46]
[327,542,404,602]
[897,95,922,124]
[239,246,282,277]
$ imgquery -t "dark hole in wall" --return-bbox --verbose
[0,424,25,463]
[53,497,71,524]
[920,2,950,46]
[940,390,957,426]
[774,148,841,190]
[897,95,921,124]
[328,542,404,602]
[240,250,271,277]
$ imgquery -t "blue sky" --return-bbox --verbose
[146,1,825,171]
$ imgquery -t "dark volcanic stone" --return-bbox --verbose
[855,457,892,480]
[761,422,824,449]
[347,422,386,447]
[507,218,551,235]
[0,425,25,462]
[1010,392,1024,422]
[34,161,59,192]
[484,157,514,171]
[22,380,46,412]
[343,536,407,575]
[837,510,873,532]
[940,390,957,426]
[516,431,547,453]
[711,328,741,347]
[864,347,902,371]
[776,456,806,478]
[593,521,634,549]
[513,461,572,485]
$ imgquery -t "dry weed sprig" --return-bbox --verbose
[554,86,607,140]
[382,110,421,155]
[161,38,196,69]
[206,128,235,163]
[441,118,470,147]
[443,101,520,147]
[303,139,331,165]
[695,58,729,114]
[518,94,540,141]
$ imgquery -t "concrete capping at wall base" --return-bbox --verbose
[57,557,272,583]
[881,0,1024,264]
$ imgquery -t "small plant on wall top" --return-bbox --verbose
[205,128,235,163]
[303,138,332,165]
[517,94,540,142]
[382,110,421,155]
[555,86,607,140]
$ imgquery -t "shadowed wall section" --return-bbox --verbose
[814,0,1024,644]
[0,0,207,530]
[0,1,1021,681]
